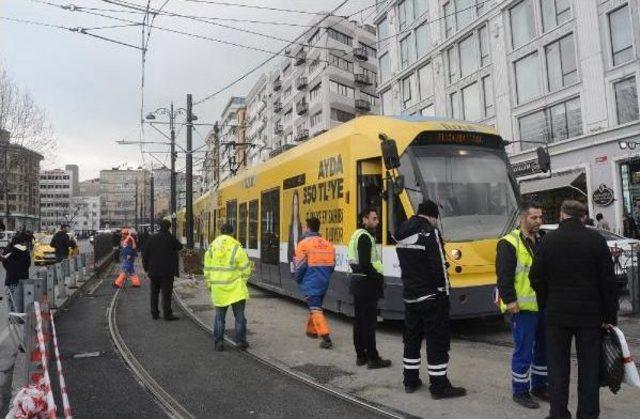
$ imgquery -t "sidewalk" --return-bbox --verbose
[174,275,640,419]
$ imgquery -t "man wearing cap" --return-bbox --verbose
[395,200,466,399]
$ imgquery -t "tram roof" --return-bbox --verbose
[219,115,498,188]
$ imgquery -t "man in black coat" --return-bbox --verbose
[142,219,183,320]
[530,200,618,419]
[50,224,74,262]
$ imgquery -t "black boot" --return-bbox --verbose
[512,393,540,409]
[367,358,392,369]
[430,381,467,399]
[405,378,423,394]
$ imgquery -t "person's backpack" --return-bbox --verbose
[601,327,624,394]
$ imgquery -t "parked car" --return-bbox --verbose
[32,233,57,265]
[540,224,640,290]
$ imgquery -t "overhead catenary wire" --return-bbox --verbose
[180,0,355,16]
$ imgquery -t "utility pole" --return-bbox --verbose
[150,168,155,232]
[186,93,194,249]
[170,102,177,237]
[134,177,139,231]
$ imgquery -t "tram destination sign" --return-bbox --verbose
[414,130,503,149]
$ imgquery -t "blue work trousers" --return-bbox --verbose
[511,311,547,395]
[213,300,247,345]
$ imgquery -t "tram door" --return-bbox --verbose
[260,188,281,287]
[357,158,383,243]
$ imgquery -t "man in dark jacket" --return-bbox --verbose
[1,235,31,312]
[142,219,183,320]
[530,200,618,419]
[347,208,391,369]
[395,200,466,399]
[50,224,74,262]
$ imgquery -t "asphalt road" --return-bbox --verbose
[51,262,385,418]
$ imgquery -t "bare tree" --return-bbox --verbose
[0,67,56,155]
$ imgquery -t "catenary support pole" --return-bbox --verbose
[186,93,194,249]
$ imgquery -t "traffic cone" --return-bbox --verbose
[306,314,318,338]
[130,275,141,288]
[114,272,126,288]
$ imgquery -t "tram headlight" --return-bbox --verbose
[450,249,462,260]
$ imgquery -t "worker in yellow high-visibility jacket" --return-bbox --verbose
[204,223,253,351]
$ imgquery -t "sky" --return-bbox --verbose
[0,0,375,180]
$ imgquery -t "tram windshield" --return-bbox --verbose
[400,144,518,242]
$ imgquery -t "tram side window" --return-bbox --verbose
[239,203,248,248]
[226,200,238,238]
[248,199,259,249]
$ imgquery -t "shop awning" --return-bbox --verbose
[520,171,586,195]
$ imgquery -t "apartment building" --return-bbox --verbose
[39,168,73,231]
[375,0,640,230]
[0,129,43,231]
[99,167,150,229]
[69,196,100,234]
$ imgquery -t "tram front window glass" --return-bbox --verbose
[248,200,258,249]
[402,145,518,241]
[239,202,247,248]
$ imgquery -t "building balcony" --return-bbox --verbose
[354,73,372,86]
[273,101,283,113]
[295,129,309,142]
[296,76,308,90]
[355,99,371,112]
[273,79,282,91]
[353,47,368,61]
[296,101,308,115]
[295,50,306,66]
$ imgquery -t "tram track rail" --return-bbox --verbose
[173,291,409,419]
[107,284,195,419]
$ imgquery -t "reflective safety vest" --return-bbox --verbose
[347,229,384,275]
[203,234,253,307]
[499,229,538,313]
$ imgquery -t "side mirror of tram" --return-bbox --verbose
[536,147,551,173]
[379,133,401,170]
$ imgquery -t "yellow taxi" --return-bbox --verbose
[33,233,57,265]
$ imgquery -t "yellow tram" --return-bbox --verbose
[178,115,523,319]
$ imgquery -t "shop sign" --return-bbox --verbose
[512,159,542,177]
[592,184,615,207]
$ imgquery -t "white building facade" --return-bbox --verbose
[241,16,380,167]
[69,196,100,234]
[39,168,73,231]
[375,0,640,232]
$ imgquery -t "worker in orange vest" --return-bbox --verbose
[114,228,141,288]
[294,217,336,349]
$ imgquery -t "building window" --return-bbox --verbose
[479,25,490,67]
[609,5,634,66]
[540,0,570,32]
[443,0,480,36]
[359,42,377,58]
[330,80,355,98]
[450,91,461,119]
[447,45,458,83]
[459,34,479,77]
[444,1,455,37]
[415,22,429,57]
[398,0,414,30]
[510,0,536,49]
[421,104,435,116]
[329,54,354,72]
[361,92,379,107]
[545,33,577,92]
[515,52,541,103]
[614,77,639,124]
[418,63,433,99]
[379,52,391,83]
[456,0,475,28]
[330,108,355,122]
[309,82,322,101]
[462,82,481,121]
[400,33,416,69]
[377,16,389,40]
[402,76,412,107]
[518,97,582,147]
[310,110,323,127]
[381,89,394,115]
[327,28,353,46]
[482,75,494,117]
